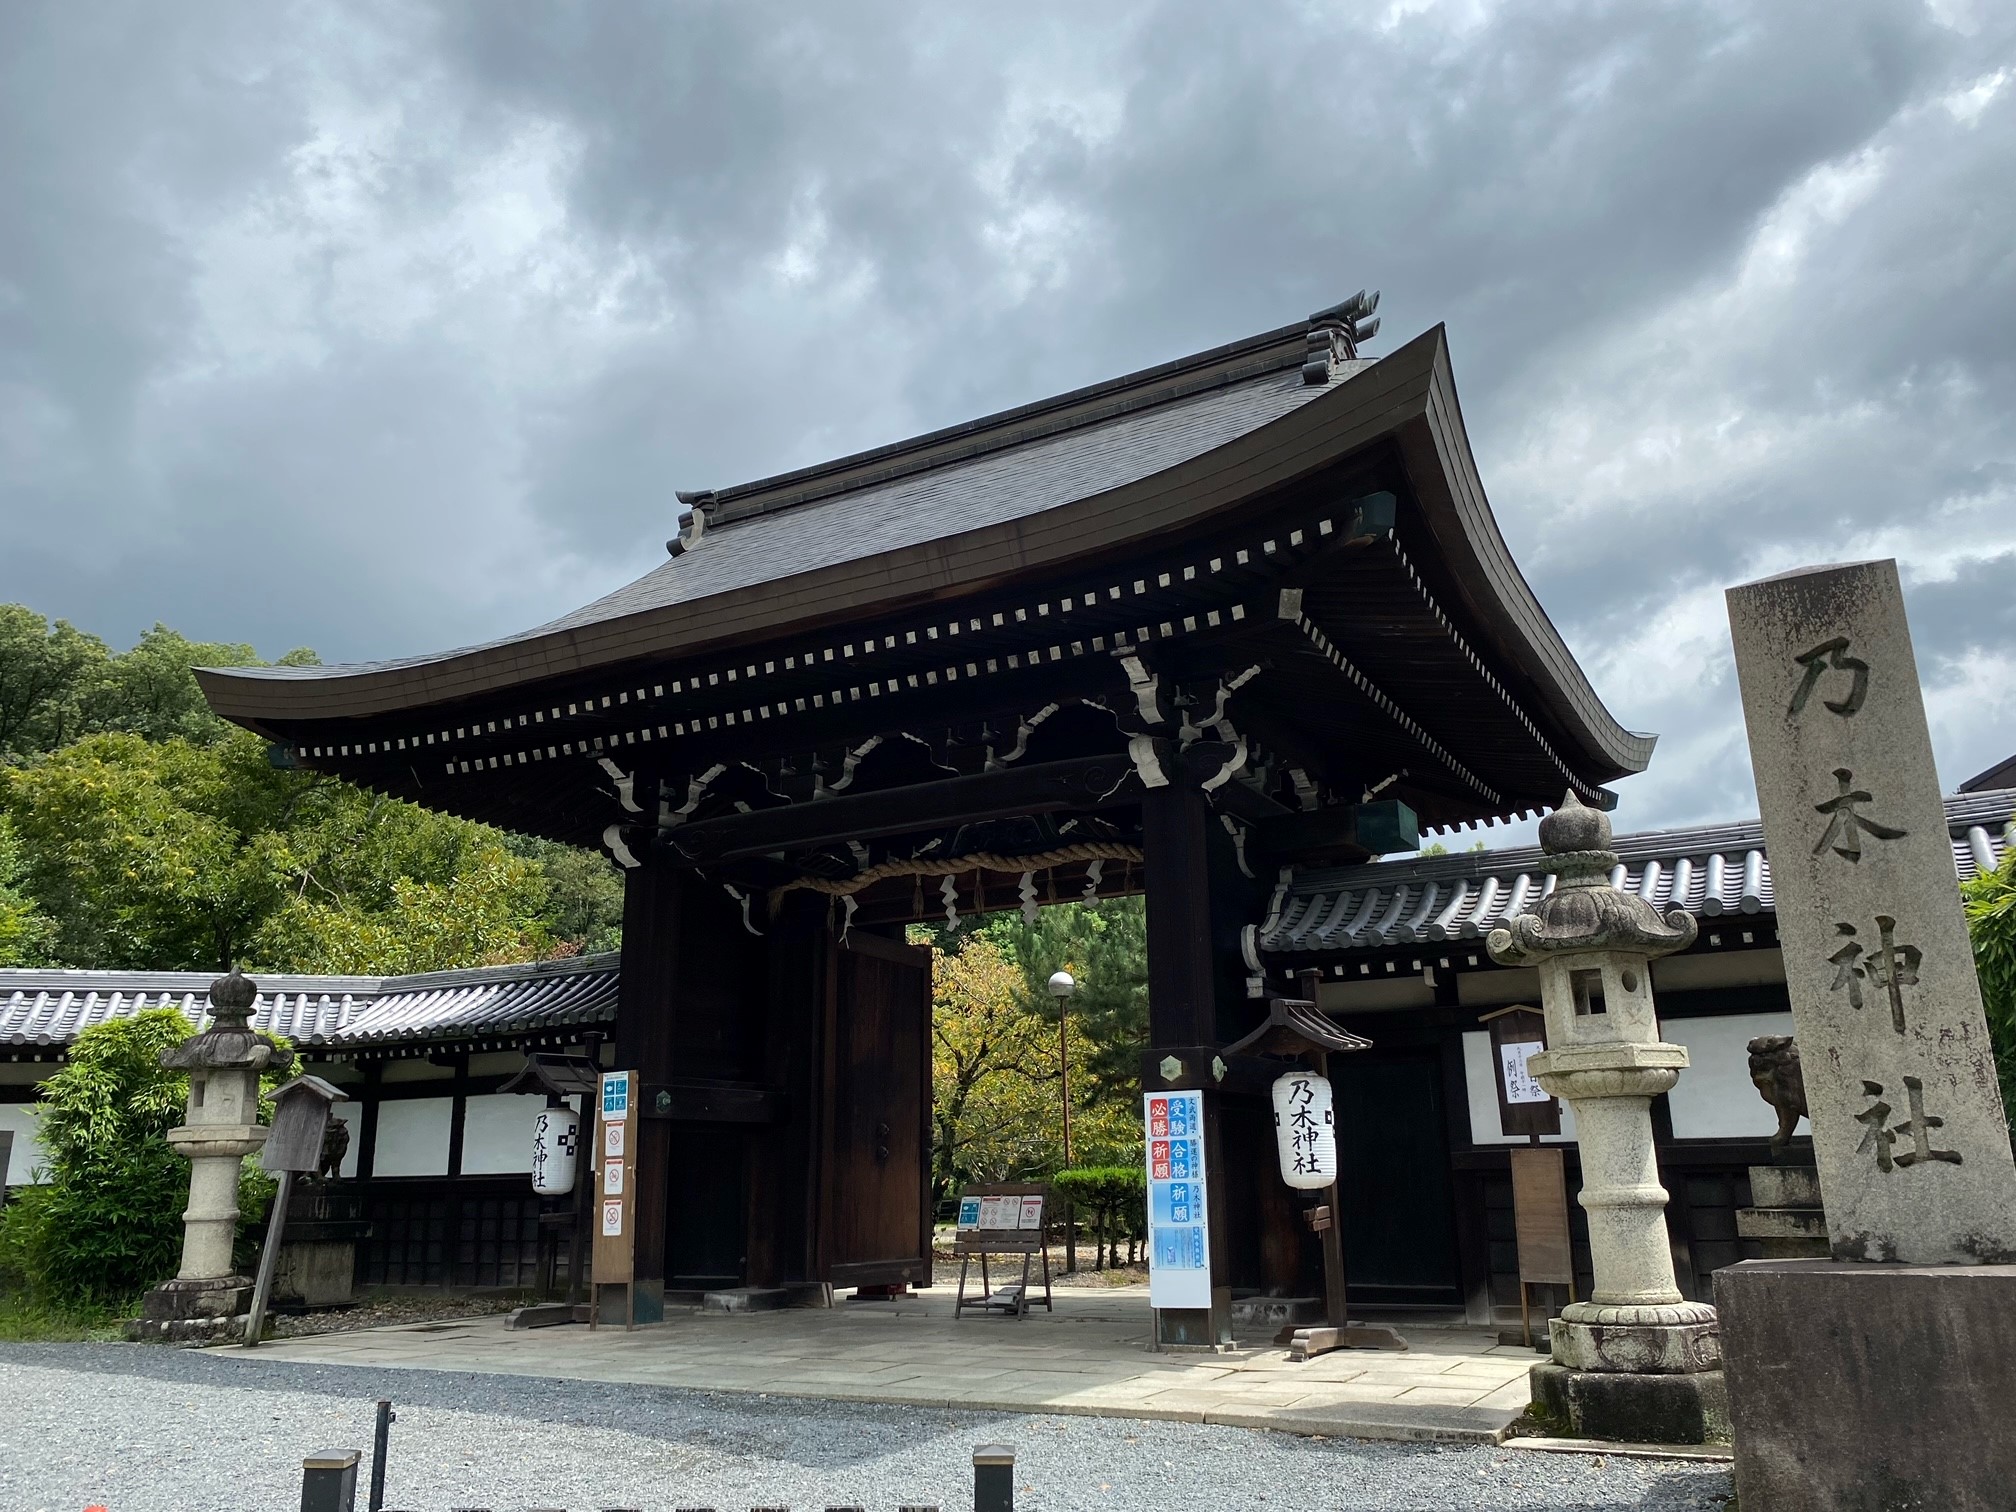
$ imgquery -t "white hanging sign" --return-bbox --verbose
[1499,1040,1550,1104]
[1270,1071,1337,1190]
[530,1106,580,1196]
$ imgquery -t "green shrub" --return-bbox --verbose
[1964,844,2016,1134]
[0,1007,280,1309]
[1052,1165,1145,1269]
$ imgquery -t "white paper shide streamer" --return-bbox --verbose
[1270,1071,1337,1189]
[531,1106,581,1196]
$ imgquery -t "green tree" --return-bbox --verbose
[0,607,108,762]
[974,898,1150,1105]
[1,732,296,969]
[84,624,317,747]
[0,815,55,966]
[0,1009,282,1308]
[927,931,1140,1203]
[507,836,625,956]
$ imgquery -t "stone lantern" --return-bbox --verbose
[1486,794,1727,1444]
[133,967,292,1341]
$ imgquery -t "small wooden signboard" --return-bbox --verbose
[591,1069,637,1331]
[0,1129,12,1207]
[952,1183,1053,1320]
[1484,1005,1560,1138]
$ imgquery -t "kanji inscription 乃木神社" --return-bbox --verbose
[1727,559,2016,1264]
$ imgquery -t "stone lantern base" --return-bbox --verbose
[127,1274,256,1343]
[1529,1300,1729,1444]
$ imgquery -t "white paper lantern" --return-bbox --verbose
[1270,1071,1337,1189]
[531,1106,580,1196]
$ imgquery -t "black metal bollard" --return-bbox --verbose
[973,1444,1015,1512]
[369,1399,395,1512]
[300,1448,361,1512]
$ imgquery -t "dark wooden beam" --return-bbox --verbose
[1252,799,1419,862]
[638,1081,781,1125]
[660,751,1143,865]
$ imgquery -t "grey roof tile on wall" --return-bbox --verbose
[0,954,618,1055]
[1261,789,2015,956]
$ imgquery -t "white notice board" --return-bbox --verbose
[1143,1089,1211,1309]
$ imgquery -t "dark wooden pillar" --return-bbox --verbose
[614,854,682,1321]
[1140,779,1261,1347]
[745,892,830,1288]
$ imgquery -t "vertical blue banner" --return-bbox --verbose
[1143,1089,1211,1309]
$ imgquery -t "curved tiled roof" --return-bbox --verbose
[0,954,618,1055]
[1261,790,2015,957]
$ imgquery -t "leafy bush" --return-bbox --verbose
[0,1008,279,1309]
[1052,1165,1146,1269]
[1964,844,2016,1133]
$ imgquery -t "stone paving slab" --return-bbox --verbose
[223,1287,1530,1444]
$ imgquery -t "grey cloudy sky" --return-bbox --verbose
[3,0,2012,835]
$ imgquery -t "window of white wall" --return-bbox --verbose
[371,1097,453,1177]
[1663,1012,1799,1141]
[1461,1031,1577,1145]
[458,1094,545,1175]
[0,1105,46,1184]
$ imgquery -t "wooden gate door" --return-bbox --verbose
[822,930,932,1289]
[1334,1050,1463,1309]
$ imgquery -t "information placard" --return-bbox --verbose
[1143,1089,1211,1309]
[592,1069,636,1286]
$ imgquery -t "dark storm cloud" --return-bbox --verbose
[2,0,2012,828]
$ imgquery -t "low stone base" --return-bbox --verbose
[1232,1295,1324,1328]
[1717,1259,2016,1512]
[702,1287,791,1313]
[125,1312,250,1343]
[1736,1164,1829,1260]
[138,1274,254,1322]
[1531,1363,1730,1445]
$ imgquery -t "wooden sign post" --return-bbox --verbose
[1482,1006,1573,1345]
[591,1069,637,1331]
[244,1074,349,1348]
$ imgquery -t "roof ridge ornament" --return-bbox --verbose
[1303,290,1381,384]
[667,490,716,557]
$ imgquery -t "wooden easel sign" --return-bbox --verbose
[591,1069,637,1331]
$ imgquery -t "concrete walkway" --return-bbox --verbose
[222,1286,1539,1444]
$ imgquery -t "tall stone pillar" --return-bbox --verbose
[132,968,290,1341]
[1717,559,2016,1510]
[1488,796,1727,1443]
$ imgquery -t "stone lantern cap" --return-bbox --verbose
[1486,792,1699,966]
[160,967,294,1073]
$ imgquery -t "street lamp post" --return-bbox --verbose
[1048,969,1078,1274]
[1048,970,1077,1165]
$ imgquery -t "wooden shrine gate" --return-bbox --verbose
[202,307,1655,1341]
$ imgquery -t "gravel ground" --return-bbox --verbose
[0,1343,1733,1512]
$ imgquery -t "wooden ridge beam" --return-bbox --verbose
[659,751,1144,865]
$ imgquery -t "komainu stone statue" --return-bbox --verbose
[1746,1035,1807,1154]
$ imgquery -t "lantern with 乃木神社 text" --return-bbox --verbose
[1270,1070,1337,1190]
[531,1105,580,1196]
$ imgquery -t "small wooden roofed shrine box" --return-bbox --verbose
[198,302,1652,1339]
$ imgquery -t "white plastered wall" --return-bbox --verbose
[1663,1011,1800,1140]
[0,1104,46,1184]
[1462,1012,1799,1146]
[371,1097,454,1177]
[458,1093,544,1175]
